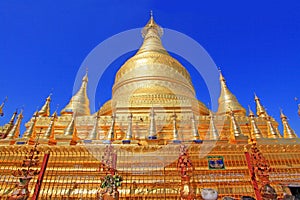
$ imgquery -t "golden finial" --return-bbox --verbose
[8,109,18,126]
[217,72,246,116]
[266,113,281,138]
[206,111,219,140]
[248,106,263,139]
[254,93,267,117]
[61,73,90,116]
[124,113,133,141]
[229,109,243,139]
[22,111,38,139]
[148,107,157,139]
[87,109,100,140]
[172,111,179,141]
[38,94,51,117]
[43,111,57,139]
[0,96,8,117]
[141,10,163,38]
[280,109,297,138]
[106,113,116,141]
[191,113,200,140]
[248,105,255,117]
[6,110,23,140]
[298,104,300,117]
[64,114,76,136]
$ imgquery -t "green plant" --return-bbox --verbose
[100,174,123,189]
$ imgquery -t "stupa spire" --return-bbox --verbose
[137,12,166,55]
[6,111,23,140]
[254,94,268,117]
[64,114,76,136]
[38,94,51,117]
[229,109,244,143]
[124,113,133,140]
[191,114,200,140]
[106,114,116,141]
[172,112,179,141]
[248,106,263,139]
[148,107,157,139]
[9,110,17,125]
[206,111,219,140]
[266,114,281,138]
[22,111,38,139]
[0,96,7,117]
[217,71,246,116]
[61,72,90,116]
[43,111,57,139]
[87,110,100,140]
[280,110,297,138]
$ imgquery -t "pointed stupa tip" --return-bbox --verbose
[9,110,18,125]
[207,111,219,140]
[22,111,38,139]
[217,71,246,116]
[254,93,267,117]
[64,114,76,136]
[248,106,255,117]
[142,11,163,38]
[43,111,57,139]
[254,92,259,100]
[82,68,88,82]
[6,111,23,140]
[124,113,133,140]
[106,113,116,141]
[38,94,51,117]
[280,109,297,138]
[219,69,225,82]
[60,72,90,116]
[280,109,287,119]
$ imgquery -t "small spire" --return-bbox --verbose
[22,111,38,139]
[254,93,268,117]
[206,111,219,140]
[4,110,18,137]
[0,96,7,117]
[43,111,57,139]
[229,109,244,143]
[248,105,255,117]
[248,106,263,139]
[266,114,281,138]
[38,94,51,117]
[148,107,157,139]
[217,72,246,116]
[106,114,116,141]
[137,12,165,56]
[64,114,76,136]
[191,113,200,140]
[6,111,23,140]
[172,111,179,141]
[87,110,100,140]
[61,73,90,116]
[280,110,297,138]
[124,113,133,140]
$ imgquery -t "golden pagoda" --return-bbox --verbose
[0,14,300,200]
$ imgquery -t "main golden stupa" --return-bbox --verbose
[1,14,300,200]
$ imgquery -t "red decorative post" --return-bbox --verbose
[31,151,50,200]
[177,145,195,200]
[245,140,277,200]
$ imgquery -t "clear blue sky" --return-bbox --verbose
[0,1,300,135]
